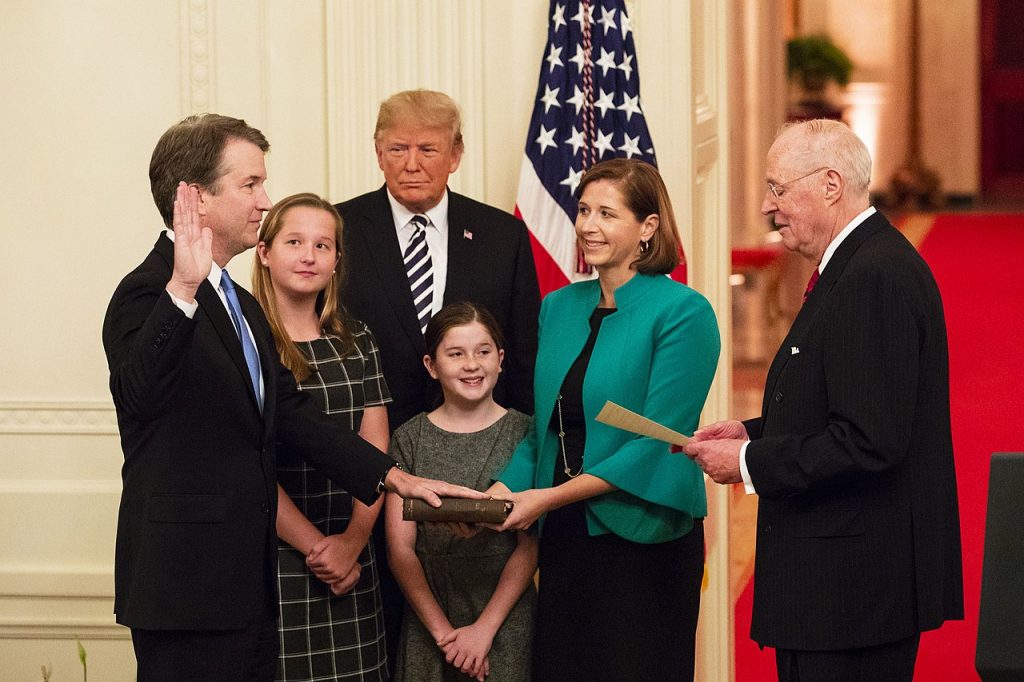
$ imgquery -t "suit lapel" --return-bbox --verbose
[444,192,472,303]
[760,212,890,417]
[196,281,263,412]
[157,233,263,414]
[356,187,426,350]
[238,289,276,425]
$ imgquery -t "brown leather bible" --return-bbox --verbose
[402,497,513,523]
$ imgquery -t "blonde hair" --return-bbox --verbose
[576,158,682,274]
[252,193,354,382]
[374,89,464,152]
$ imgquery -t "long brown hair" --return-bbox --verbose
[252,193,355,382]
[576,158,682,274]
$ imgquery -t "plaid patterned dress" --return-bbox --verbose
[277,322,391,681]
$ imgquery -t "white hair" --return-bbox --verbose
[777,119,872,194]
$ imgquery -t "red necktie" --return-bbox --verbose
[802,269,820,304]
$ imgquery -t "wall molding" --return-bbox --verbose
[1,568,115,599]
[181,0,214,114]
[0,402,116,436]
[0,619,126,641]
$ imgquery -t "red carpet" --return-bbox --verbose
[734,213,1024,680]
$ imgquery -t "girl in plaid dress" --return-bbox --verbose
[254,193,390,681]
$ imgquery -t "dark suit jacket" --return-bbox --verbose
[102,234,393,630]
[743,210,963,651]
[335,186,540,429]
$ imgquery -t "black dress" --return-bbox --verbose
[533,308,705,682]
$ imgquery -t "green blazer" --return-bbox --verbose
[499,273,720,543]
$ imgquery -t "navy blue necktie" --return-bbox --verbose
[404,215,434,334]
[220,270,263,411]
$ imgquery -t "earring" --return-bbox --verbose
[639,240,650,253]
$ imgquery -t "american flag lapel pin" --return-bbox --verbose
[463,229,473,240]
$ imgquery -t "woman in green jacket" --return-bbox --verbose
[490,158,720,681]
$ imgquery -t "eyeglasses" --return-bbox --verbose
[766,167,829,200]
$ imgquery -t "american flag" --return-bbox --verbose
[515,0,684,295]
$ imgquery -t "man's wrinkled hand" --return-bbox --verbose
[683,439,744,485]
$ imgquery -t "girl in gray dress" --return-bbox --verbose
[385,302,536,682]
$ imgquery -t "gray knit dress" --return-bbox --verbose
[389,409,535,682]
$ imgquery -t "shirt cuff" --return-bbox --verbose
[166,289,198,319]
[739,440,756,495]
[377,461,402,495]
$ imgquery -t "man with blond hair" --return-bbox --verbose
[336,89,539,428]
[335,89,541,666]
[686,120,963,681]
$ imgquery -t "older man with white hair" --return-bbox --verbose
[686,119,963,682]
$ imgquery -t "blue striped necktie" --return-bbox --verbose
[404,214,434,334]
[220,270,263,411]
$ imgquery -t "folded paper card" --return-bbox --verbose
[594,401,692,447]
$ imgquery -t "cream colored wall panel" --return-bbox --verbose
[209,0,268,125]
[326,1,487,206]
[0,3,181,403]
[920,0,979,194]
[631,0,694,253]
[261,1,331,200]
[0,484,119,579]
[480,4,548,213]
[731,0,786,247]
[0,634,134,682]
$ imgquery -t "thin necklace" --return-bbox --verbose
[555,394,582,478]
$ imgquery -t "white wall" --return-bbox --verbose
[0,1,732,678]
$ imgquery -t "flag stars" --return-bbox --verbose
[570,44,587,71]
[618,134,641,158]
[535,125,558,155]
[540,84,562,113]
[571,3,594,32]
[618,93,642,121]
[620,11,632,39]
[566,85,586,114]
[565,126,585,155]
[618,53,634,81]
[596,47,618,76]
[594,88,616,117]
[560,167,584,196]
[546,44,564,73]
[552,3,567,32]
[598,6,618,35]
[594,129,615,158]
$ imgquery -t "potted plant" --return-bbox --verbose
[786,34,853,120]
